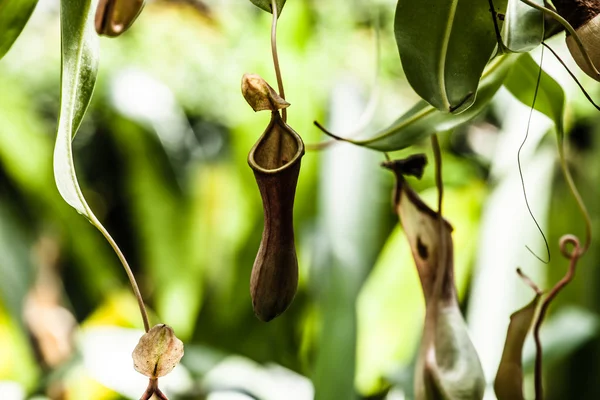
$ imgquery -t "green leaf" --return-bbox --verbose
[249,0,286,15]
[504,52,566,138]
[0,0,38,60]
[502,0,544,53]
[494,294,541,400]
[394,0,508,113]
[343,54,516,152]
[54,0,100,220]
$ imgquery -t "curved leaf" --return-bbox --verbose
[249,0,286,15]
[0,0,39,60]
[54,0,100,219]
[384,159,485,400]
[494,294,541,400]
[345,54,517,152]
[502,0,544,52]
[503,52,566,137]
[394,0,508,113]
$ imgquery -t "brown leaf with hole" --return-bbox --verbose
[494,294,541,400]
[248,111,304,321]
[383,156,485,400]
[242,74,291,112]
[132,324,184,378]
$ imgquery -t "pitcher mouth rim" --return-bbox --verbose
[248,112,305,175]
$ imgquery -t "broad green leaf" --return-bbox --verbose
[54,0,100,220]
[394,0,508,113]
[504,52,566,138]
[502,0,544,52]
[0,0,38,60]
[345,54,516,151]
[249,0,286,15]
[494,294,541,400]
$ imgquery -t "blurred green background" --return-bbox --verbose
[1,1,600,399]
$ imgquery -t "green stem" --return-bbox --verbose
[91,215,150,332]
[270,0,286,123]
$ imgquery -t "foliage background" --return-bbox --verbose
[0,0,599,399]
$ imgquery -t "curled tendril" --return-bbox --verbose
[533,234,581,400]
[559,233,580,259]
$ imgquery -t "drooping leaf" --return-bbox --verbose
[502,0,544,52]
[249,0,286,15]
[504,52,566,138]
[344,54,516,152]
[54,0,100,220]
[394,0,508,113]
[383,158,485,400]
[0,0,39,60]
[494,294,541,400]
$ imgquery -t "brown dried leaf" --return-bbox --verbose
[132,324,184,378]
[494,294,541,400]
[383,157,485,400]
[242,73,290,112]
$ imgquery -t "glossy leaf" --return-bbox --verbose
[502,0,544,52]
[0,0,38,60]
[394,0,508,113]
[345,54,516,151]
[54,0,100,220]
[494,294,541,400]
[504,52,566,137]
[249,0,286,15]
[384,158,485,400]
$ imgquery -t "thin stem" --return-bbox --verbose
[542,42,600,111]
[431,134,443,214]
[140,378,169,400]
[487,0,508,54]
[533,235,581,400]
[91,215,150,332]
[557,144,592,255]
[518,46,551,263]
[270,0,286,122]
[430,133,448,311]
[519,0,600,79]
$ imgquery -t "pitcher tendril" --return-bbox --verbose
[542,42,600,111]
[270,0,286,122]
[518,46,551,264]
[533,235,581,400]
